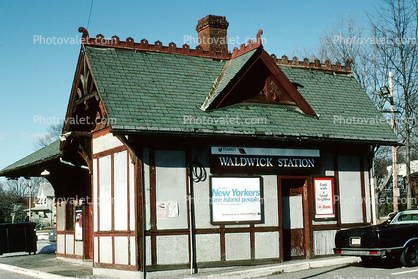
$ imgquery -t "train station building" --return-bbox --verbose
[0,15,399,278]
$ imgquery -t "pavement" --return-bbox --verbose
[0,232,361,278]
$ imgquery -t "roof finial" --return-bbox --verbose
[256,29,263,45]
[78,27,89,39]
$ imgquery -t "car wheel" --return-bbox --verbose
[400,242,418,267]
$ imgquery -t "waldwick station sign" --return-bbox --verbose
[210,146,320,174]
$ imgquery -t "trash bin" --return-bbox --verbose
[0,222,37,255]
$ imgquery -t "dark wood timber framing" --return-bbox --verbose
[220,225,226,261]
[360,155,367,225]
[303,178,313,258]
[277,176,284,261]
[135,149,145,272]
[333,154,341,227]
[149,148,157,266]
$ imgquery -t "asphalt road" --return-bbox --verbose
[267,260,418,279]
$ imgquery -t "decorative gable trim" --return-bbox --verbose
[259,51,317,117]
[78,27,230,60]
[63,46,108,136]
[231,29,264,59]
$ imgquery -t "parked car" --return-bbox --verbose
[48,229,56,242]
[334,209,418,266]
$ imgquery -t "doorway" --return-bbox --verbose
[280,178,308,261]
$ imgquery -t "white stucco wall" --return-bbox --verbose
[363,155,371,223]
[256,175,278,227]
[155,150,188,230]
[99,155,112,231]
[114,150,128,231]
[93,158,98,232]
[255,231,279,259]
[56,203,65,231]
[114,236,129,265]
[195,234,220,262]
[57,234,65,254]
[66,234,74,255]
[93,133,123,154]
[75,241,83,256]
[225,233,251,261]
[156,235,189,265]
[338,156,363,224]
[129,159,135,231]
[99,236,113,264]
[143,148,151,231]
[94,236,98,262]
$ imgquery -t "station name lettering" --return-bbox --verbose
[218,156,315,168]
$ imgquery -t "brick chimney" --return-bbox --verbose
[196,15,229,52]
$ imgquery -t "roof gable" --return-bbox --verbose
[200,47,317,117]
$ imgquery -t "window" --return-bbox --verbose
[65,202,74,231]
[391,212,418,224]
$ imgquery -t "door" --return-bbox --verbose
[281,178,306,260]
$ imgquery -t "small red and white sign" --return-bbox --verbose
[313,177,335,219]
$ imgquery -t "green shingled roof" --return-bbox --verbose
[85,45,398,144]
[0,139,60,175]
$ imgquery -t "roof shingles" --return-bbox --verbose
[85,45,397,144]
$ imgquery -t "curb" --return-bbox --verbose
[199,256,361,278]
[0,256,361,279]
[0,262,72,279]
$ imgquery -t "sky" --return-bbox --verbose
[0,0,382,175]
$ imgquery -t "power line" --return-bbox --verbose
[87,0,94,31]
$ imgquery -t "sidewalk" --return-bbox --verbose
[0,252,361,279]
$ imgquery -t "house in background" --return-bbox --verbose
[0,15,399,279]
[12,197,37,223]
[10,182,56,228]
[385,160,418,198]
[31,182,56,228]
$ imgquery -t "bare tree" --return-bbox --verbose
[368,0,418,208]
[0,177,46,222]
[34,123,63,150]
[317,12,376,91]
[313,11,394,217]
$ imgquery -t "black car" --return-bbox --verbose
[334,209,418,266]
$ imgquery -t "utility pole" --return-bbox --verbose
[390,72,398,212]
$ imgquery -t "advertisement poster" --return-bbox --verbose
[313,177,335,220]
[157,202,167,219]
[210,176,263,224]
[75,205,83,241]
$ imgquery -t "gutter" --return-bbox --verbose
[60,157,89,170]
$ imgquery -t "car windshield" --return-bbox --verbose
[390,211,418,224]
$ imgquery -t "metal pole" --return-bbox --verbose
[371,156,377,224]
[28,180,32,222]
[390,72,398,212]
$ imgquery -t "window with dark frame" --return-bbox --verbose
[65,202,74,231]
